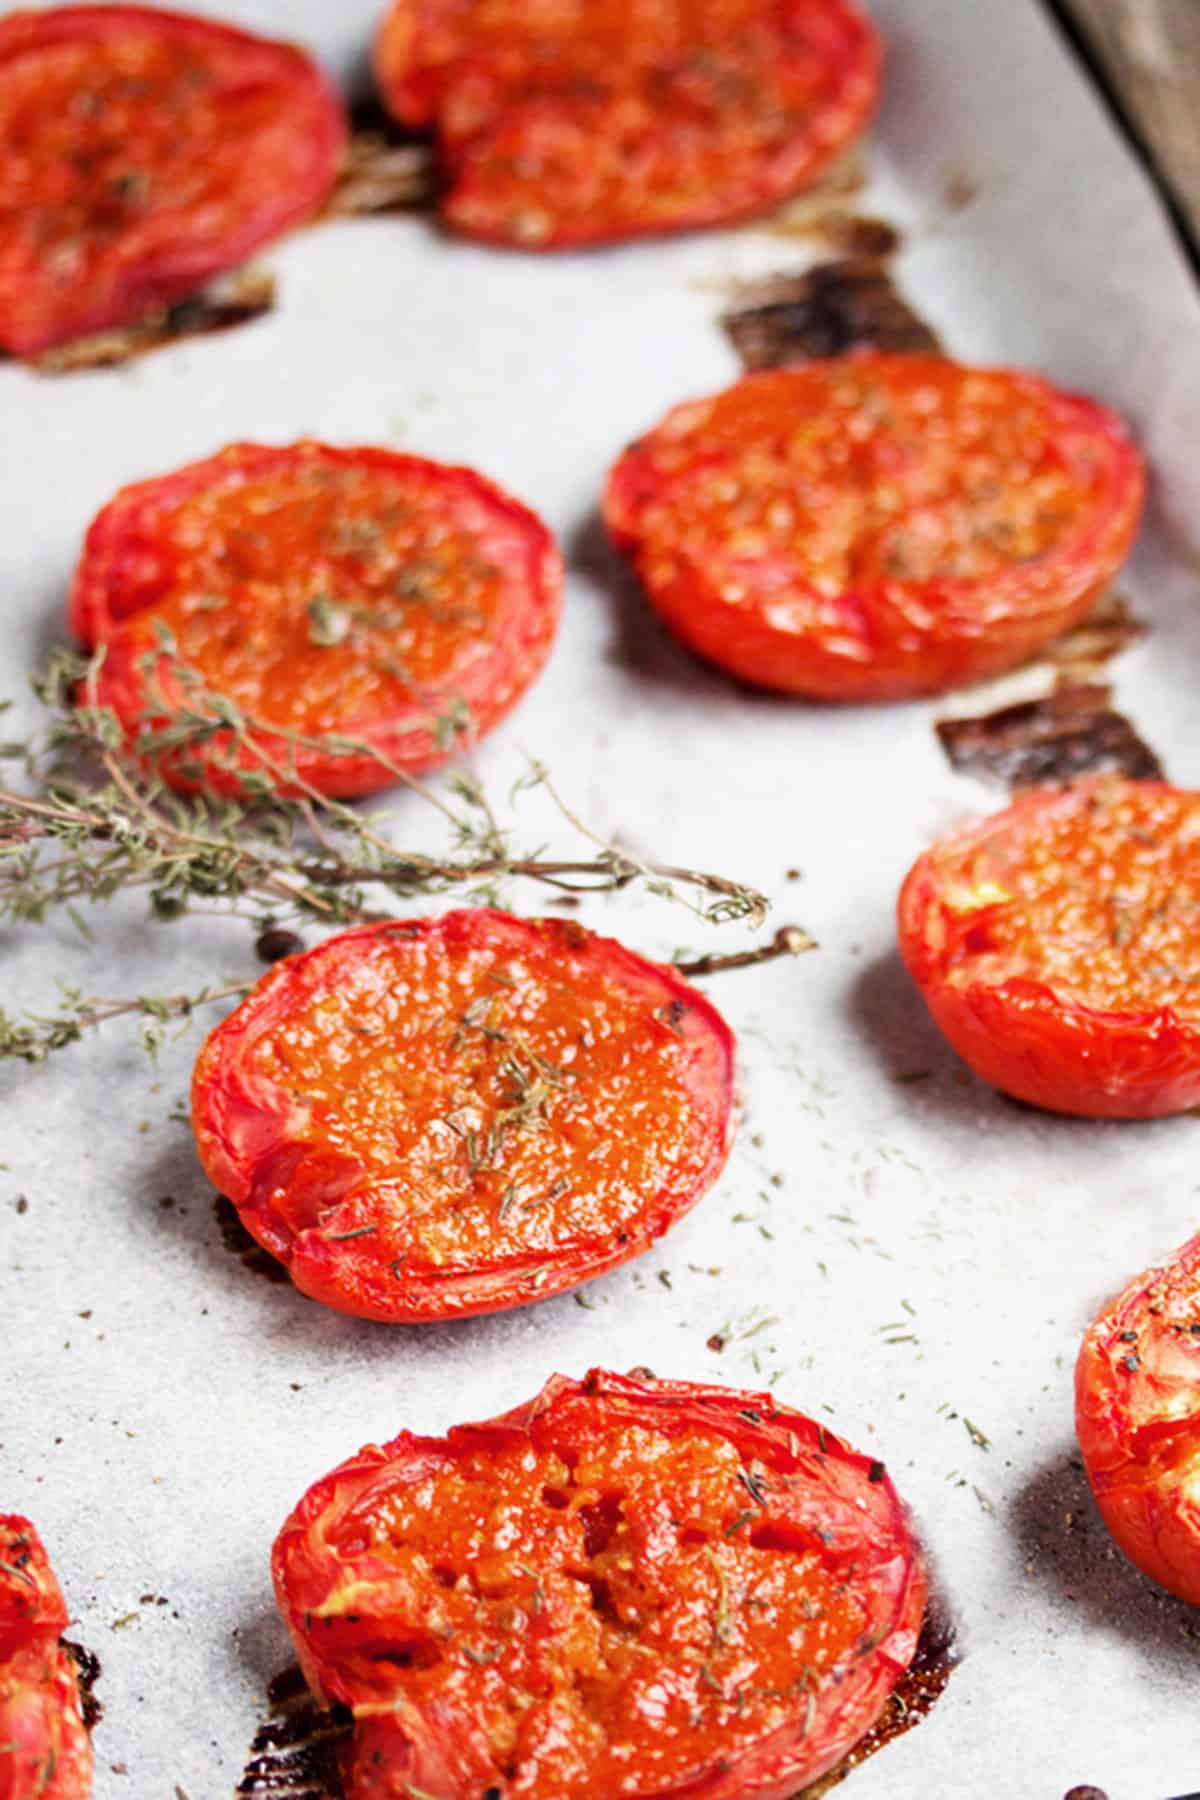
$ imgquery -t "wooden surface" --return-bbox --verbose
[1057,0,1200,252]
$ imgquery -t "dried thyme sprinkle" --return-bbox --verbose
[306,594,350,646]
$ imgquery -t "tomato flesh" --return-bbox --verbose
[273,1370,927,1799]
[898,777,1200,1117]
[0,6,345,356]
[604,355,1144,700]
[1077,1233,1200,1607]
[374,0,880,247]
[0,1518,91,1800]
[70,442,563,798]
[191,912,736,1320]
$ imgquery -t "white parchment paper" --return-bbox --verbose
[4,3,1200,1796]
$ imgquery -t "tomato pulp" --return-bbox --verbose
[374,0,880,248]
[1077,1233,1200,1607]
[0,1517,91,1800]
[898,777,1200,1118]
[191,911,737,1320]
[273,1369,927,1799]
[605,354,1144,700]
[0,5,345,357]
[70,442,563,798]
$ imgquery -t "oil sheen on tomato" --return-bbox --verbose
[898,777,1200,1117]
[0,6,344,355]
[273,1371,927,1799]
[71,443,562,797]
[374,0,880,247]
[605,354,1144,699]
[191,913,736,1320]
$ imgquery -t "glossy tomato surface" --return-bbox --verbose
[0,5,345,357]
[898,777,1200,1118]
[70,441,563,798]
[604,354,1144,700]
[374,0,879,248]
[1077,1233,1200,1607]
[191,911,736,1320]
[0,1518,91,1800]
[273,1368,927,1799]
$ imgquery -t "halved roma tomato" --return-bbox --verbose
[0,6,345,358]
[0,1517,91,1800]
[604,354,1144,701]
[1077,1232,1200,1607]
[273,1368,927,1799]
[373,0,880,248]
[70,441,563,798]
[898,777,1200,1118]
[191,910,736,1320]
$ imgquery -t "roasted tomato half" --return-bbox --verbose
[1077,1232,1200,1607]
[273,1368,927,1799]
[191,911,736,1320]
[604,354,1144,701]
[70,441,563,799]
[0,1517,92,1800]
[0,5,345,358]
[898,777,1200,1119]
[373,0,880,249]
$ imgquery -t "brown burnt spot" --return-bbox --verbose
[30,268,275,374]
[238,1665,349,1800]
[722,260,941,371]
[936,685,1164,789]
[325,138,438,218]
[1041,591,1147,684]
[63,1639,102,1731]
[324,96,439,219]
[798,1589,959,1797]
[765,144,868,236]
[214,1195,291,1286]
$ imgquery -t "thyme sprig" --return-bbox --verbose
[0,648,793,1063]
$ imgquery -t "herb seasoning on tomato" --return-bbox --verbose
[191,911,736,1320]
[898,777,1200,1118]
[0,1517,92,1800]
[70,442,563,798]
[373,0,880,248]
[273,1369,927,1799]
[605,354,1144,701]
[1077,1232,1200,1607]
[0,6,345,358]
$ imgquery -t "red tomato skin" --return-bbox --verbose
[1076,1234,1200,1607]
[0,1519,92,1800]
[272,1369,927,1800]
[604,358,1145,701]
[897,782,1200,1119]
[0,6,346,357]
[69,441,563,799]
[373,1,880,249]
[191,912,737,1321]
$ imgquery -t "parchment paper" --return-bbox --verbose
[4,3,1200,1796]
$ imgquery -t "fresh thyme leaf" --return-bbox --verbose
[0,648,786,1064]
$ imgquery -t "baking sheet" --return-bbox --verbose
[4,2,1200,1795]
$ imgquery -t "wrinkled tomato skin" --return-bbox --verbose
[604,355,1144,701]
[373,0,880,249]
[897,779,1200,1119]
[191,911,736,1321]
[272,1369,927,1800]
[0,1518,92,1800]
[0,6,345,357]
[1077,1234,1200,1607]
[70,441,563,799]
